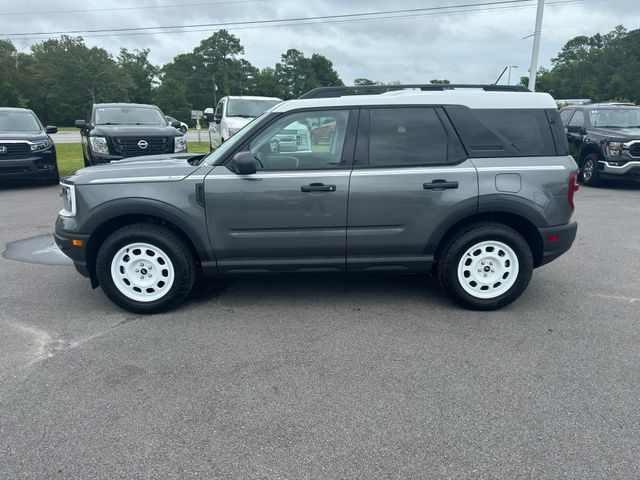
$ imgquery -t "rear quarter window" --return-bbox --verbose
[445,107,558,157]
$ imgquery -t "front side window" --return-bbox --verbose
[0,111,42,132]
[559,109,573,126]
[248,110,350,170]
[94,107,167,126]
[568,110,585,128]
[215,100,224,117]
[369,108,450,166]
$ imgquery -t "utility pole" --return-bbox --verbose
[527,0,545,91]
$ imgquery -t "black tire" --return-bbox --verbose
[437,222,534,310]
[580,153,601,187]
[95,223,196,314]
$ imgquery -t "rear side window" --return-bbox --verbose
[368,107,462,166]
[445,107,557,157]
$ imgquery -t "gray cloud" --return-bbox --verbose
[4,0,640,85]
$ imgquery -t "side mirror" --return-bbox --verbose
[171,120,181,128]
[46,125,58,134]
[75,119,87,129]
[203,107,214,122]
[231,151,257,175]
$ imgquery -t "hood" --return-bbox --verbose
[224,117,252,129]
[62,153,207,185]
[0,131,48,142]
[88,125,182,137]
[591,127,640,139]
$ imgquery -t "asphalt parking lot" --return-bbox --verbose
[1,181,639,479]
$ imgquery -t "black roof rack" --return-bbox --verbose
[299,84,530,99]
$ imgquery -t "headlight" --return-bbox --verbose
[89,136,109,155]
[59,183,76,217]
[604,141,624,157]
[174,136,187,153]
[31,138,53,151]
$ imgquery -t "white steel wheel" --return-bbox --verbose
[456,240,519,299]
[110,242,175,302]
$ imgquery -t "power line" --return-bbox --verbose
[0,0,268,16]
[0,0,541,37]
[6,0,593,41]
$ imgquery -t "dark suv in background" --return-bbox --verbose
[75,103,187,167]
[0,107,58,184]
[560,103,640,185]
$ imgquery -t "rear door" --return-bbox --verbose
[204,108,357,274]
[346,106,478,272]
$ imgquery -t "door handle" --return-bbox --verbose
[423,179,459,190]
[301,183,336,192]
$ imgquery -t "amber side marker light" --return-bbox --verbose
[72,239,84,247]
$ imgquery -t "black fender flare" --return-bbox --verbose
[82,197,214,263]
[425,195,546,258]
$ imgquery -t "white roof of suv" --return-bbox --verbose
[273,88,557,112]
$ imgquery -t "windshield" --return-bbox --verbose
[589,108,640,128]
[0,111,42,132]
[95,107,167,126]
[226,99,281,118]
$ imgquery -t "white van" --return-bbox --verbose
[204,96,282,150]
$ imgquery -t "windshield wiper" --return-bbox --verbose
[597,125,625,128]
[228,114,255,118]
[97,122,124,125]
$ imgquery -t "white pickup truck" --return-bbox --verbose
[203,96,282,150]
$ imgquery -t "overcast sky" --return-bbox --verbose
[3,0,639,85]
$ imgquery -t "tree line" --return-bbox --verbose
[0,30,343,125]
[521,25,640,103]
[1,26,639,126]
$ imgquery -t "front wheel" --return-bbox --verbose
[437,222,533,310]
[95,224,196,313]
[581,153,601,186]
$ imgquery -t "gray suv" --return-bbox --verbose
[55,84,579,313]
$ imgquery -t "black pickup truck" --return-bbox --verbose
[560,103,640,186]
[75,103,187,167]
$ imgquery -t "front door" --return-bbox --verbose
[204,108,357,274]
[566,109,586,159]
[346,107,478,272]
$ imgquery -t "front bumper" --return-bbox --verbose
[0,150,58,179]
[537,221,578,267]
[599,160,640,179]
[54,218,90,277]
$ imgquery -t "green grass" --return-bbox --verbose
[56,142,211,176]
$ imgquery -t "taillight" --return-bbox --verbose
[568,170,579,210]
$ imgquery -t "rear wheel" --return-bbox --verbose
[96,223,196,313]
[437,222,533,310]
[581,153,601,186]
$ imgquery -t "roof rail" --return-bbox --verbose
[299,84,530,99]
